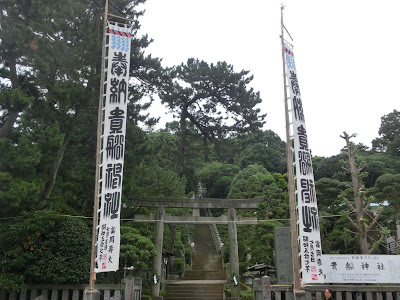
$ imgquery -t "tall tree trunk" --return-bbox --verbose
[41,132,72,206]
[0,110,19,139]
[341,131,383,254]
[176,107,188,175]
[203,136,209,163]
[40,108,80,206]
[0,54,20,139]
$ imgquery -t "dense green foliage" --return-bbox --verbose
[1,0,399,289]
[372,110,400,156]
[0,212,91,290]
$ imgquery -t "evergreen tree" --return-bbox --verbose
[372,110,400,156]
[160,58,266,175]
[0,0,170,215]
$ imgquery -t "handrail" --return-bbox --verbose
[205,209,223,254]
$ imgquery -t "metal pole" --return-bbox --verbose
[88,0,109,291]
[280,5,301,291]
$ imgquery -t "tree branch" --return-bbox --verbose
[366,208,384,232]
[343,196,356,213]
[345,213,360,231]
[364,196,375,211]
[368,235,385,254]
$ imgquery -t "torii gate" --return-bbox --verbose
[129,195,262,299]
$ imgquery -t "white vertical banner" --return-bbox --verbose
[284,43,324,283]
[95,23,132,273]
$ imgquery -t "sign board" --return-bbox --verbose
[323,254,400,283]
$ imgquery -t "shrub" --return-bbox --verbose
[170,258,184,275]
[240,291,254,300]
[0,212,91,290]
[184,247,192,265]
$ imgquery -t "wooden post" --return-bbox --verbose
[88,0,108,298]
[280,5,301,290]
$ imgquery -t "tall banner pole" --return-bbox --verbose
[86,1,109,298]
[95,15,132,273]
[88,0,109,294]
[281,6,325,287]
[87,0,132,296]
[280,5,301,291]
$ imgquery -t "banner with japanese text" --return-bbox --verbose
[323,254,400,283]
[95,23,132,273]
[284,43,324,283]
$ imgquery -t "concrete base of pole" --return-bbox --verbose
[230,285,240,299]
[83,289,100,300]
[293,289,306,300]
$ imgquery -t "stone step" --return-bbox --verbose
[164,283,224,300]
[165,287,222,293]
[163,296,223,299]
[163,295,224,300]
[164,224,225,299]
[184,270,226,280]
[165,289,222,295]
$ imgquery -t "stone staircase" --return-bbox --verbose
[163,224,226,299]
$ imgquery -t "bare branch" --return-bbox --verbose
[345,213,360,231]
[340,131,357,140]
[343,196,356,212]
[366,208,384,232]
[364,196,375,211]
[368,235,385,254]
[346,229,360,236]
[353,144,359,153]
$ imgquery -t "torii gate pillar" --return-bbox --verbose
[228,207,240,299]
[151,206,165,299]
[131,196,262,299]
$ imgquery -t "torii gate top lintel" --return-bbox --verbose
[130,195,262,209]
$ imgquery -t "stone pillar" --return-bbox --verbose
[151,206,165,299]
[124,275,134,300]
[274,227,293,283]
[228,207,240,299]
[262,276,271,300]
[293,289,307,300]
[83,289,100,300]
[397,224,400,253]
[253,278,262,300]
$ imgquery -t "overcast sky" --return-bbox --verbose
[137,0,400,157]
